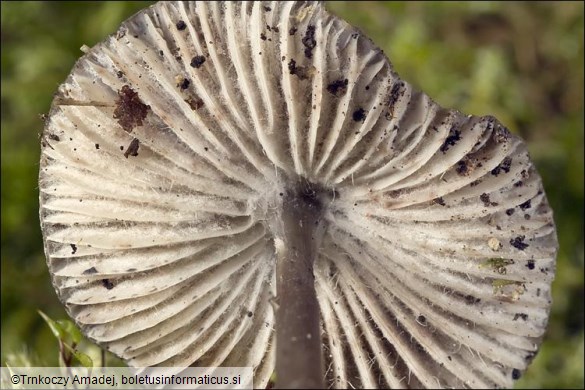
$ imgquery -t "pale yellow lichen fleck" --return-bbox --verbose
[488,237,501,251]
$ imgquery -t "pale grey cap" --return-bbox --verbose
[39,1,558,388]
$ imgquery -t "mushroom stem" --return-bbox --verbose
[275,182,326,389]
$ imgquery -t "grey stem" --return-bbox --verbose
[275,182,326,389]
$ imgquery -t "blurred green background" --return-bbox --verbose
[1,1,583,388]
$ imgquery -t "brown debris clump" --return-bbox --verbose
[123,138,140,158]
[113,85,151,132]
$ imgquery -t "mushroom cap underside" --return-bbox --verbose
[39,1,558,388]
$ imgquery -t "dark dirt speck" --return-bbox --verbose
[513,313,528,321]
[288,59,298,74]
[510,235,529,250]
[440,127,461,153]
[190,55,206,68]
[491,156,512,176]
[179,78,190,90]
[480,193,498,207]
[302,25,317,58]
[186,97,204,110]
[494,125,511,143]
[83,267,98,275]
[456,159,469,175]
[287,59,312,80]
[327,79,348,97]
[352,108,366,123]
[519,199,532,210]
[123,138,140,158]
[176,20,187,30]
[102,279,115,290]
[388,81,405,109]
[70,244,77,254]
[113,85,151,132]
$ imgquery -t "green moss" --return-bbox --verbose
[481,257,515,274]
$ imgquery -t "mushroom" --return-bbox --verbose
[39,1,558,389]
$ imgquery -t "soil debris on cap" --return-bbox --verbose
[287,58,314,80]
[113,85,151,132]
[190,55,206,68]
[123,138,140,158]
[327,79,348,97]
[302,25,316,58]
